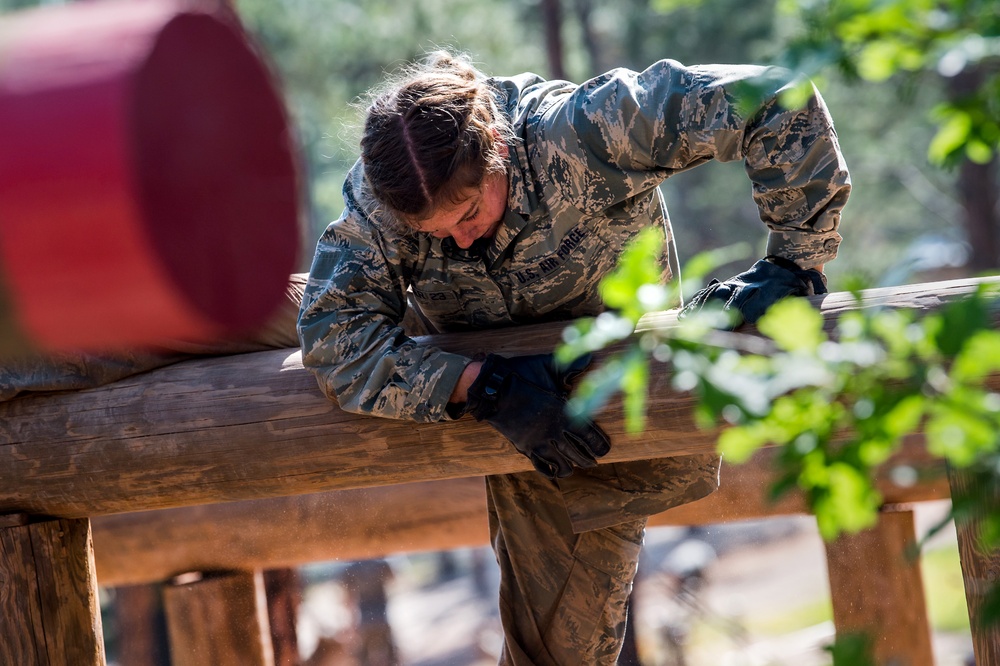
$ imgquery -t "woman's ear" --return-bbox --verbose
[492,127,509,158]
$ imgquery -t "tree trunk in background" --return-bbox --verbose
[959,156,999,272]
[540,0,566,80]
[572,0,603,76]
[950,66,1000,273]
[623,0,649,69]
[264,569,302,666]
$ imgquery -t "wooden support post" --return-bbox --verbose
[0,514,105,666]
[263,569,301,666]
[824,507,933,666]
[163,570,275,666]
[113,584,169,666]
[948,466,1000,662]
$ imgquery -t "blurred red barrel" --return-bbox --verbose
[0,0,300,354]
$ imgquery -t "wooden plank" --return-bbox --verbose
[0,517,105,666]
[0,277,994,519]
[824,508,933,666]
[91,443,949,587]
[163,570,274,666]
[949,466,1000,662]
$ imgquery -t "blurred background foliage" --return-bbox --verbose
[224,0,996,285]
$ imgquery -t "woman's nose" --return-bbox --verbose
[451,227,477,249]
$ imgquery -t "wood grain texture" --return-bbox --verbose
[825,509,933,666]
[0,518,105,666]
[91,442,949,587]
[949,466,1000,663]
[163,570,274,666]
[1,277,996,519]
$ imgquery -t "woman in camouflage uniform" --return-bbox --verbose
[297,51,849,665]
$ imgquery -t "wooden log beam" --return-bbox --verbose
[91,442,950,587]
[0,516,105,665]
[163,570,274,666]
[824,508,934,666]
[1,277,994,519]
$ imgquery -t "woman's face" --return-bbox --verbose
[414,171,509,249]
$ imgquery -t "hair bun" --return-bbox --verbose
[423,50,478,81]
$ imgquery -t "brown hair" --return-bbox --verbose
[360,51,511,227]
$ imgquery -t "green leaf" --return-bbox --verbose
[757,297,827,353]
[952,331,1000,383]
[718,423,771,463]
[925,402,999,467]
[777,79,817,109]
[881,394,926,439]
[621,350,650,433]
[826,632,877,666]
[817,462,881,538]
[933,288,992,357]
[966,139,995,164]
[567,356,626,422]
[929,108,973,164]
[598,227,667,322]
[650,0,703,11]
[857,40,904,81]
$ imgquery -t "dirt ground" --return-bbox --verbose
[298,500,974,666]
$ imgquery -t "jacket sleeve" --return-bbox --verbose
[533,60,850,268]
[297,169,471,423]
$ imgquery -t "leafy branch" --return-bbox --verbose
[559,228,1000,543]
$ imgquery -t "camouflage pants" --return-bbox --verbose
[487,454,720,666]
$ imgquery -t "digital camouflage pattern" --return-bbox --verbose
[487,470,648,665]
[486,454,721,664]
[298,59,849,666]
[298,60,850,424]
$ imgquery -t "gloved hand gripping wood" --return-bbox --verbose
[681,256,827,327]
[465,353,611,479]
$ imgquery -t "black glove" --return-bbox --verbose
[680,256,827,327]
[465,353,611,479]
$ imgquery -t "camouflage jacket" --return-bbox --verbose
[298,60,850,422]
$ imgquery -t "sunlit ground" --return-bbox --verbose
[295,500,973,666]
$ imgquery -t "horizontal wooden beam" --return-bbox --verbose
[1,277,994,519]
[91,441,950,587]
